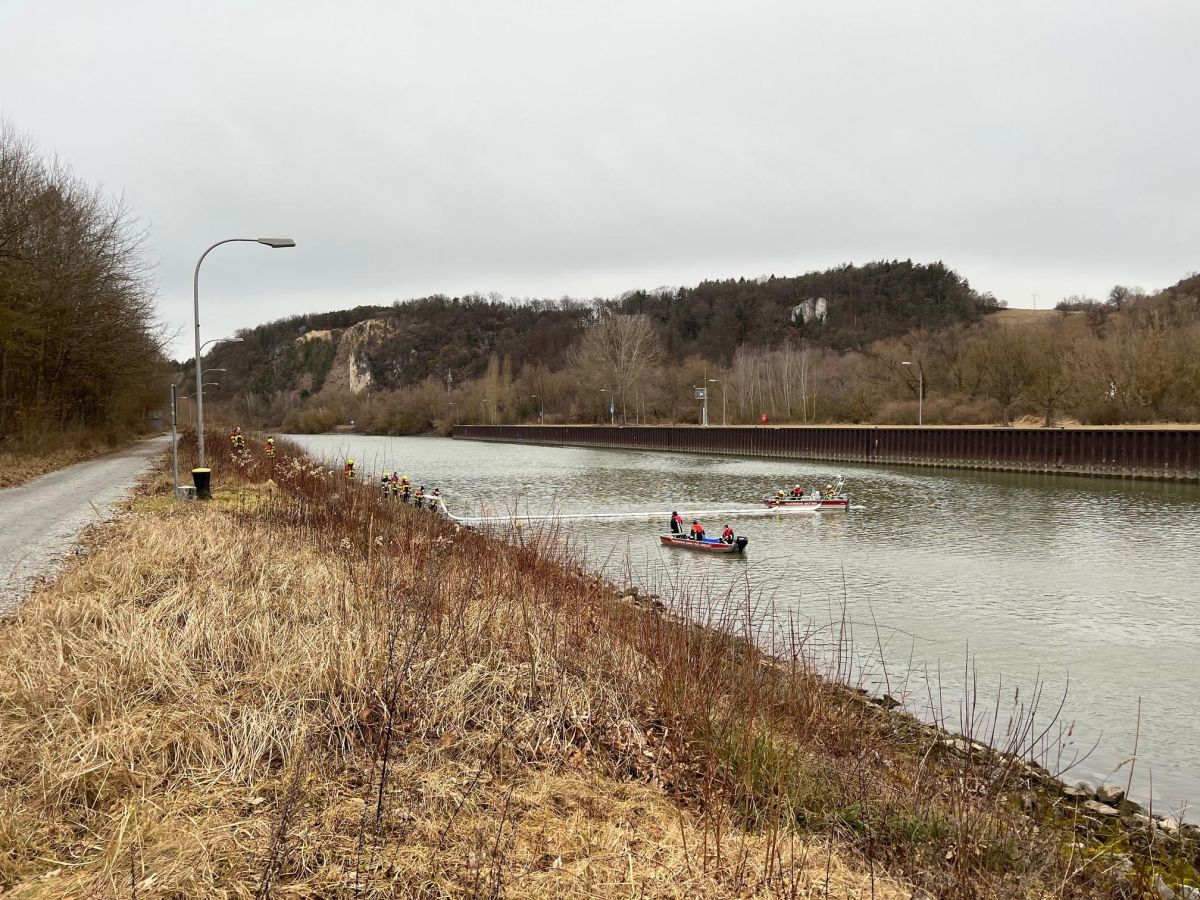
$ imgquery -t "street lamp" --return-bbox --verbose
[530,394,543,424]
[201,337,244,356]
[481,398,490,424]
[600,388,614,426]
[901,361,923,426]
[194,239,294,468]
[708,378,725,426]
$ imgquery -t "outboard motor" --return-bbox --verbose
[735,536,749,552]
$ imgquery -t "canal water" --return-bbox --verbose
[289,433,1200,812]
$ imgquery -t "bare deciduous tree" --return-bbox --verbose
[568,314,662,423]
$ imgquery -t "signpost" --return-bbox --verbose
[694,387,709,427]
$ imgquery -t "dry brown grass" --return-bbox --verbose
[0,433,1148,897]
[0,477,910,896]
[0,433,145,488]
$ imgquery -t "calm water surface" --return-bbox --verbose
[290,434,1200,811]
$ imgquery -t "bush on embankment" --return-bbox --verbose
[0,432,1187,897]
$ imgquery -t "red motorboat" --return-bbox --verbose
[763,477,850,510]
[659,534,749,553]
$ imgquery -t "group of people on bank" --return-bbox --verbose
[668,511,736,544]
[376,470,441,509]
[229,427,274,457]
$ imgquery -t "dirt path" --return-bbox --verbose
[0,436,168,615]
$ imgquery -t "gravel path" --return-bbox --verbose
[0,436,168,615]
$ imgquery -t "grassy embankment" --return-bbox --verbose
[0,434,1195,897]
[0,429,148,489]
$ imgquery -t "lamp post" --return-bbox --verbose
[448,401,457,426]
[902,361,923,426]
[481,398,490,424]
[600,388,614,426]
[530,394,543,424]
[708,378,725,426]
[193,239,294,468]
[201,337,244,356]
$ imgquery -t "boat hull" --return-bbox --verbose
[660,535,748,553]
[762,496,849,510]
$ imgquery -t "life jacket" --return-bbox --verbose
[722,527,734,541]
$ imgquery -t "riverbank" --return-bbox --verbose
[453,424,1200,482]
[0,438,1195,897]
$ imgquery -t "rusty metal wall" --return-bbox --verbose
[452,425,1200,481]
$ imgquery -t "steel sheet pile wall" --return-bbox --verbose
[453,426,1200,481]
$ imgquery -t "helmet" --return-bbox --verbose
[348,459,355,465]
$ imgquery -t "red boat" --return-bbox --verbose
[659,534,749,553]
[763,477,850,510]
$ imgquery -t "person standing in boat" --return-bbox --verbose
[669,511,683,534]
[721,524,735,544]
[689,520,705,540]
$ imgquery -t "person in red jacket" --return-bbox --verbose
[721,525,735,544]
[669,511,683,534]
[689,520,705,540]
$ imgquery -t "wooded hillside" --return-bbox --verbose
[190,252,1200,434]
[0,124,166,445]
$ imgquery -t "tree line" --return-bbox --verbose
[202,260,1001,427]
[0,123,166,445]
[270,271,1200,434]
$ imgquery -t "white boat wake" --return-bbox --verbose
[440,502,858,526]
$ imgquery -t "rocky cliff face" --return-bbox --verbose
[316,318,395,396]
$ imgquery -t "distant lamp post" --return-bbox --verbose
[600,388,614,426]
[708,378,725,426]
[902,361,923,426]
[448,401,457,426]
[481,398,490,424]
[530,394,544,424]
[193,238,294,470]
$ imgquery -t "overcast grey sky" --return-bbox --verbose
[3,1,1197,358]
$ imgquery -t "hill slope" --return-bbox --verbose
[191,260,1002,413]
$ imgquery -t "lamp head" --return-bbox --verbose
[257,237,296,249]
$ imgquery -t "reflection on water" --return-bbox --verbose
[290,433,1200,810]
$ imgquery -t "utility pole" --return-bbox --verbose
[709,378,724,426]
[170,383,179,495]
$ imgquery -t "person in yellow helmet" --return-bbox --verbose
[343,458,356,479]
[264,436,276,457]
